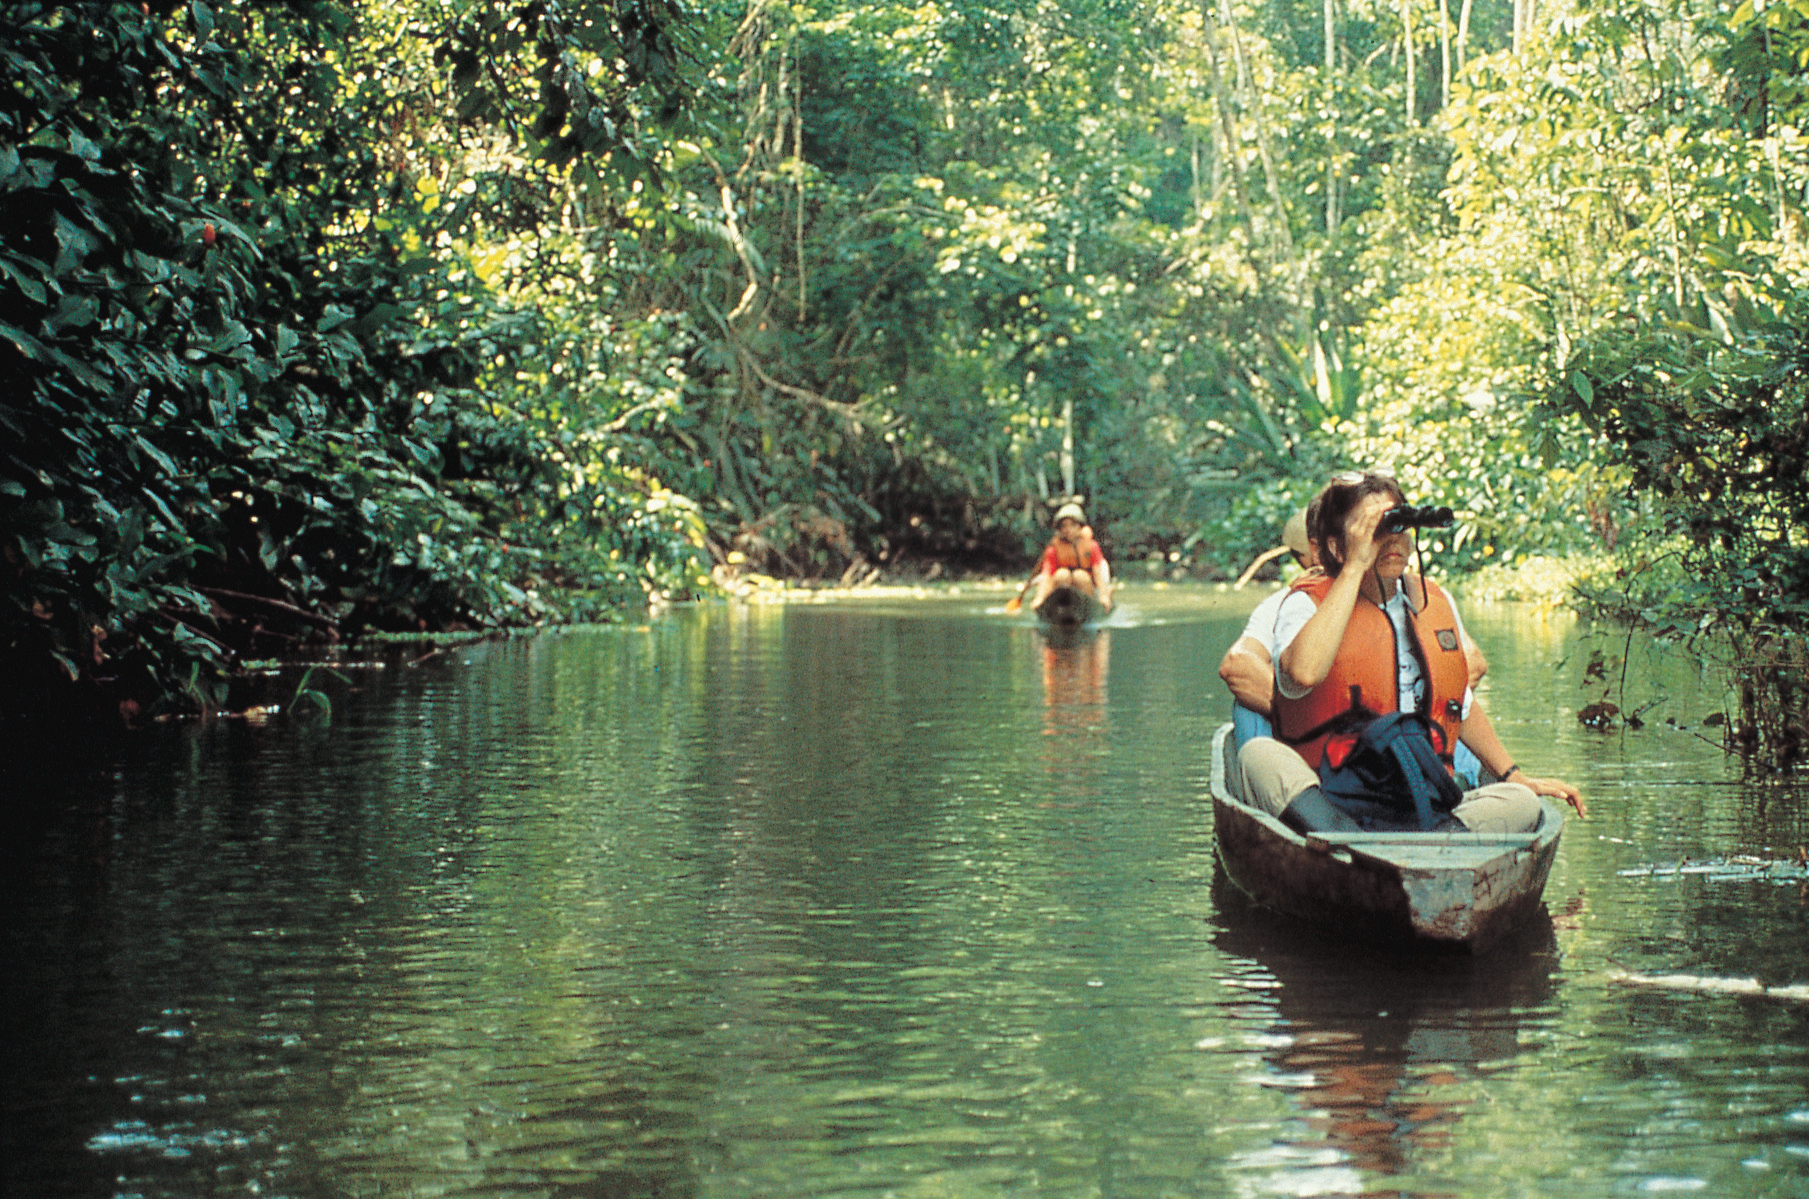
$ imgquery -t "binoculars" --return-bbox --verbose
[1379,504,1455,533]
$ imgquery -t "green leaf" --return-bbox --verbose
[1569,371,1594,405]
[133,436,180,479]
[0,253,50,305]
[45,293,98,332]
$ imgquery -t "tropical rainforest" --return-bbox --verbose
[3,0,1806,764]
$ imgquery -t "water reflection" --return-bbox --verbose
[1214,883,1558,1194]
[9,591,1809,1198]
[1039,628,1111,799]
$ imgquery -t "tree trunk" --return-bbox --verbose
[1201,31,1257,236]
[1061,396,1075,498]
[1191,128,1203,218]
[1324,0,1336,74]
[1325,0,1339,236]
[1218,0,1296,266]
[1439,0,1451,106]
[1402,0,1416,123]
[1513,0,1535,56]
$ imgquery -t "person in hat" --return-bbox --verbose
[1220,507,1320,750]
[1027,502,1113,614]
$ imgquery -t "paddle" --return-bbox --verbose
[1232,543,1290,590]
[1003,575,1038,613]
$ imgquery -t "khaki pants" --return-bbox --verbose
[1237,737,1542,834]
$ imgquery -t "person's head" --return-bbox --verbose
[1311,471,1406,577]
[1053,502,1086,537]
[1301,495,1324,568]
[1282,508,1315,571]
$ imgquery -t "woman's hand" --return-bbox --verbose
[1339,494,1392,574]
[1464,707,1588,819]
[1519,773,1587,819]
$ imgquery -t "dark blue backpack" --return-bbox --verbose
[1317,711,1466,831]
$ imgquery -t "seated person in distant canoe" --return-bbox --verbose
[1218,504,1494,784]
[1238,472,1585,833]
[1029,502,1113,614]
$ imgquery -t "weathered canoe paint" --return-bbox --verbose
[1036,585,1097,628]
[1209,723,1567,952]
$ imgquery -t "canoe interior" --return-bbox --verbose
[1208,723,1565,953]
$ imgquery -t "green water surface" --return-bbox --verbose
[5,584,1808,1198]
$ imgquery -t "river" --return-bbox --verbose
[5,583,1809,1198]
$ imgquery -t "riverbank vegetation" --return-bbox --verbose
[4,0,1806,764]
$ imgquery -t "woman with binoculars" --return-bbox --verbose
[1236,470,1585,833]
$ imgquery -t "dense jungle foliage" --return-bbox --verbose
[3,0,1807,762]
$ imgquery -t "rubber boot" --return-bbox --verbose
[1279,786,1362,834]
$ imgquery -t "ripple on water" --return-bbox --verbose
[8,605,1809,1199]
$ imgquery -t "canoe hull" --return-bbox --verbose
[1037,585,1097,628]
[1209,724,1565,952]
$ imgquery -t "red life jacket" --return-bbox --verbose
[1046,530,1100,571]
[1271,573,1469,770]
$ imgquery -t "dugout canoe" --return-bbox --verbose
[1036,585,1098,628]
[1208,723,1567,952]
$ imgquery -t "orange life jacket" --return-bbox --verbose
[1046,529,1100,571]
[1271,573,1469,770]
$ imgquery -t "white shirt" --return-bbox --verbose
[1273,580,1472,717]
[1236,587,1291,656]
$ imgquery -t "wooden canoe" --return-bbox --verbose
[1036,585,1097,628]
[1208,723,1566,953]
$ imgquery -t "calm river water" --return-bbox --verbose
[6,584,1809,1198]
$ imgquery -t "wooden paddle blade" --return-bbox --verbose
[1004,597,1022,613]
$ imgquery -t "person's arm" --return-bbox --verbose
[1459,703,1587,817]
[1462,631,1489,688]
[1276,566,1365,692]
[1022,545,1054,609]
[1277,497,1388,691]
[1028,567,1056,609]
[1004,570,1040,612]
[1218,639,1274,714]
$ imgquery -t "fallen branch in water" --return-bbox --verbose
[1607,969,1809,1003]
[198,587,339,632]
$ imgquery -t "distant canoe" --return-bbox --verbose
[1035,585,1097,628]
[1208,724,1566,953]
